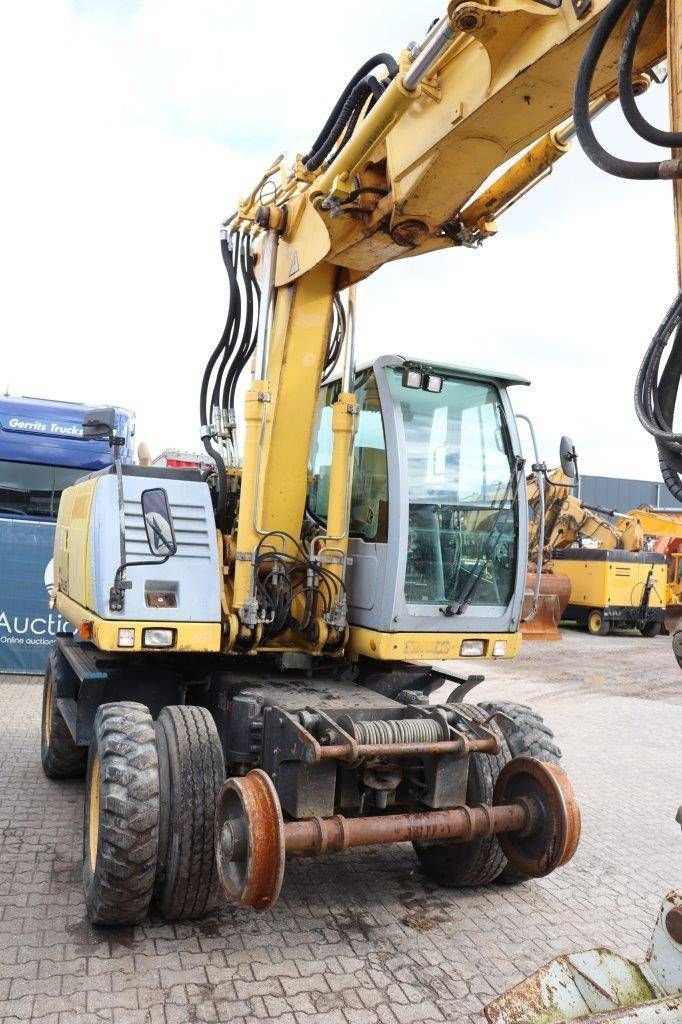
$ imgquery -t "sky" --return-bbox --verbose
[0,0,678,481]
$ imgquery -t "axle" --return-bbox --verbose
[282,801,533,856]
[214,757,581,912]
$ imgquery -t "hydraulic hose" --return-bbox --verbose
[573,0,682,179]
[303,53,398,167]
[212,233,241,415]
[199,232,241,531]
[223,235,255,413]
[618,0,682,146]
[322,295,346,381]
[306,78,376,171]
[634,290,682,500]
[200,234,238,425]
[225,235,260,414]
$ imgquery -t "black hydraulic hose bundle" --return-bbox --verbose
[199,227,261,531]
[635,291,682,500]
[573,0,681,178]
[253,531,346,640]
[618,0,682,146]
[573,0,682,497]
[303,53,398,172]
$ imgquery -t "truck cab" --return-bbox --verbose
[0,395,134,522]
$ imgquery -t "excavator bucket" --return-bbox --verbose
[521,572,571,642]
[485,890,682,1024]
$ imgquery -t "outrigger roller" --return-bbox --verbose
[214,758,581,912]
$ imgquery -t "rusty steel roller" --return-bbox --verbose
[493,757,581,877]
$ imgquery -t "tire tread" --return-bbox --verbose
[154,705,224,921]
[83,701,159,925]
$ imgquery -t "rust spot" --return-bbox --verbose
[666,905,682,944]
[391,219,430,248]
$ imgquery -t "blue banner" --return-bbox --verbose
[0,518,74,674]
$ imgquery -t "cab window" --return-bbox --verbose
[308,372,388,542]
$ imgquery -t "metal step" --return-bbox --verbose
[56,698,78,743]
[57,636,107,682]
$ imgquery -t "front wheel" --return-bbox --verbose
[586,609,610,636]
[83,702,159,926]
[413,706,510,887]
[640,621,661,638]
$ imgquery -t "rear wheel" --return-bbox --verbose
[413,706,510,887]
[586,609,610,636]
[640,621,662,638]
[41,645,86,779]
[82,702,159,926]
[154,706,225,921]
[478,700,561,883]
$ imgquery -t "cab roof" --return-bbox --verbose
[360,355,530,388]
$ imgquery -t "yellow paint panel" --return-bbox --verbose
[54,477,98,608]
[55,593,221,653]
[348,627,522,661]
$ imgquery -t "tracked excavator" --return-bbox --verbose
[40,0,682,934]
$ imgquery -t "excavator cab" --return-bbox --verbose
[309,356,530,647]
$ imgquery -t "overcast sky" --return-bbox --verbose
[0,0,678,481]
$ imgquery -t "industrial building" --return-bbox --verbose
[580,474,682,513]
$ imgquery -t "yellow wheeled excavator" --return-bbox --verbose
[40,0,682,931]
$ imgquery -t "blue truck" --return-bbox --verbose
[0,395,134,673]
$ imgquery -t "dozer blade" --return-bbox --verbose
[521,572,571,642]
[485,891,682,1024]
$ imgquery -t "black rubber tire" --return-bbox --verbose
[41,645,87,779]
[477,701,562,764]
[153,705,225,921]
[586,609,610,636]
[641,621,662,638]
[82,702,159,926]
[413,705,510,887]
[477,700,561,882]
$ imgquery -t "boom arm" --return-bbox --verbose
[209,0,668,650]
[528,470,645,555]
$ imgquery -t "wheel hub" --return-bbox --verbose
[44,673,53,745]
[88,753,101,873]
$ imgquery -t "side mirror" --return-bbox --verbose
[559,435,578,479]
[141,488,177,557]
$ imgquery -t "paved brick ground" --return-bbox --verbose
[0,632,680,1024]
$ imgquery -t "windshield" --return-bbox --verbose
[388,369,518,609]
[0,461,86,518]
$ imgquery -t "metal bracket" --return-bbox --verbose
[571,0,592,18]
